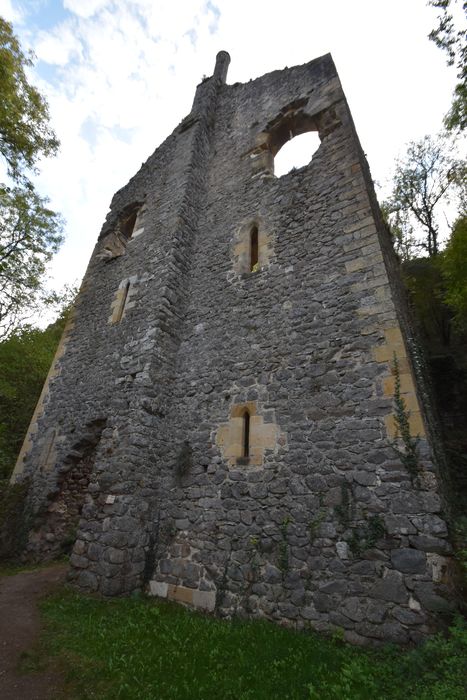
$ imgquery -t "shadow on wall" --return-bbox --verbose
[27,418,106,561]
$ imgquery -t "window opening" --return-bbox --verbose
[243,410,250,458]
[274,131,321,177]
[121,210,138,239]
[116,280,130,323]
[250,225,259,272]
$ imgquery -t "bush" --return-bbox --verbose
[0,479,30,560]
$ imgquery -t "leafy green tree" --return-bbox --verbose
[0,185,63,337]
[381,202,419,261]
[0,312,67,479]
[0,17,63,338]
[403,256,451,346]
[384,134,464,257]
[429,0,467,132]
[0,17,59,181]
[441,215,467,327]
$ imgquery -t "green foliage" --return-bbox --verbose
[441,215,467,329]
[348,515,386,557]
[0,310,68,479]
[308,508,327,542]
[0,184,64,337]
[403,256,451,347]
[0,17,59,181]
[34,589,467,700]
[452,516,467,584]
[384,134,464,257]
[445,81,467,132]
[392,354,420,479]
[429,1,467,132]
[0,17,63,337]
[335,482,354,529]
[0,479,30,559]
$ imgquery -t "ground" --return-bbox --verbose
[0,562,67,700]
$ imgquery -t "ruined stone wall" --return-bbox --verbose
[12,52,456,643]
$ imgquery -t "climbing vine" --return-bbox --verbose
[392,354,420,479]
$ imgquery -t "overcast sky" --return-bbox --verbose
[0,0,462,302]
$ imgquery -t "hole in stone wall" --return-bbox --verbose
[243,410,250,458]
[250,225,259,272]
[31,419,106,559]
[274,131,321,177]
[121,210,138,238]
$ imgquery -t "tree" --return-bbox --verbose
[0,185,63,337]
[0,17,63,338]
[0,310,68,480]
[429,0,467,132]
[441,215,467,328]
[0,17,59,182]
[384,134,464,257]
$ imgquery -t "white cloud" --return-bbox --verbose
[35,21,83,65]
[0,0,23,22]
[63,0,110,20]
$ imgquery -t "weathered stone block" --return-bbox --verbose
[371,570,408,604]
[149,580,168,598]
[390,548,427,574]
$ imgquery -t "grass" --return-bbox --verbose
[36,589,467,700]
[0,556,68,576]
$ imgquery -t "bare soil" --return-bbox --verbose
[0,562,68,700]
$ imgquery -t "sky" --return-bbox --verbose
[0,0,462,306]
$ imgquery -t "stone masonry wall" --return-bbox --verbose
[12,52,456,644]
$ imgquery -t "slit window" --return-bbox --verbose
[250,225,259,272]
[115,280,130,323]
[243,410,250,458]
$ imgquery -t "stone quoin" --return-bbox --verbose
[11,52,457,645]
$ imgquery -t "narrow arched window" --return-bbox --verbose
[250,225,259,272]
[243,410,250,458]
[115,280,130,323]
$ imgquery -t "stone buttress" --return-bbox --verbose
[12,52,457,643]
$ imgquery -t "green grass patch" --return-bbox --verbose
[0,556,67,577]
[39,589,467,700]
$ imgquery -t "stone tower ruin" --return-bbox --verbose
[12,52,456,645]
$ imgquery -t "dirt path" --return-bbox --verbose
[0,563,68,700]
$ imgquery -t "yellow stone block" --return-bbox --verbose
[224,442,243,459]
[390,356,410,374]
[409,411,426,437]
[367,251,384,266]
[343,216,375,234]
[373,343,407,363]
[357,303,390,317]
[384,413,398,438]
[345,257,366,273]
[168,584,194,605]
[253,432,275,449]
[375,285,391,301]
[231,401,257,417]
[402,392,421,412]
[384,410,425,439]
[384,326,403,345]
[216,425,228,446]
[382,373,415,396]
